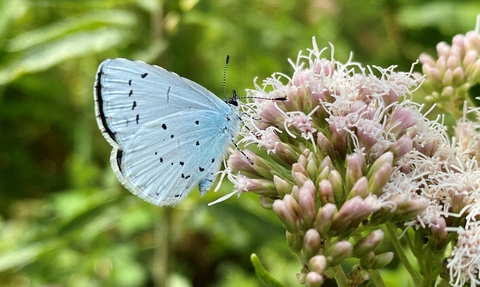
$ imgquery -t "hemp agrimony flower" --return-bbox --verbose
[222,37,435,286]
[220,16,480,287]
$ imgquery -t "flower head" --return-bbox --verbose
[223,37,434,283]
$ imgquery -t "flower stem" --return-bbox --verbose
[384,223,421,285]
[333,264,348,287]
[369,269,386,287]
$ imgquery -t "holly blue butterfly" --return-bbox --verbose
[94,58,240,206]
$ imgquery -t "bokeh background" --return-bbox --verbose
[0,0,479,286]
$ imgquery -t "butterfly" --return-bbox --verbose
[94,58,240,206]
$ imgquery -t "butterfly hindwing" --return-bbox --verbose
[115,110,231,205]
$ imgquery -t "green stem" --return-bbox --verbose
[153,208,172,287]
[250,253,287,287]
[369,269,386,287]
[333,264,348,287]
[384,223,421,285]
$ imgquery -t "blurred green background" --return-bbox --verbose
[0,0,478,286]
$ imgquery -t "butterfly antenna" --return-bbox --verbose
[223,55,230,99]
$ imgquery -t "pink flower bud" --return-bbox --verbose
[446,55,460,70]
[353,229,384,258]
[273,198,298,232]
[318,179,334,205]
[419,53,436,67]
[273,175,293,197]
[306,271,324,287]
[326,240,352,266]
[331,195,377,236]
[429,217,447,251]
[298,180,317,228]
[436,55,447,72]
[436,42,450,58]
[345,153,365,190]
[367,162,392,196]
[390,197,428,222]
[348,176,368,199]
[367,152,393,178]
[314,203,336,236]
[442,69,453,86]
[309,255,327,274]
[317,132,334,157]
[304,229,322,260]
[463,50,478,67]
[389,135,413,162]
[370,252,394,269]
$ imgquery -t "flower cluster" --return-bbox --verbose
[224,38,438,286]
[413,28,480,287]
[419,31,480,118]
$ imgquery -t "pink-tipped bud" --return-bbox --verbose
[317,132,334,158]
[314,203,336,237]
[326,240,352,266]
[348,176,368,199]
[318,179,335,205]
[273,175,293,197]
[331,195,377,236]
[429,217,448,251]
[304,229,322,260]
[309,255,327,274]
[306,272,324,287]
[298,180,317,228]
[273,198,298,232]
[370,252,394,269]
[353,229,384,258]
[345,153,365,190]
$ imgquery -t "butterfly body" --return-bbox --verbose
[94,58,240,206]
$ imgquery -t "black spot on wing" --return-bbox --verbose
[199,167,205,172]
[128,79,132,86]
[195,120,199,125]
[132,101,137,110]
[196,141,199,146]
[162,124,167,130]
[95,67,117,142]
[211,158,215,163]
[179,161,184,166]
[136,114,139,124]
[129,90,133,97]
[141,72,148,78]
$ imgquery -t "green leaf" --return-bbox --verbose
[0,242,58,272]
[0,27,131,85]
[57,197,123,236]
[6,9,136,52]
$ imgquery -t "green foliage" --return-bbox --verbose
[0,0,479,286]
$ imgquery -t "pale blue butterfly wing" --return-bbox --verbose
[94,58,240,206]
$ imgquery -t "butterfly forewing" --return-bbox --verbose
[94,58,240,206]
